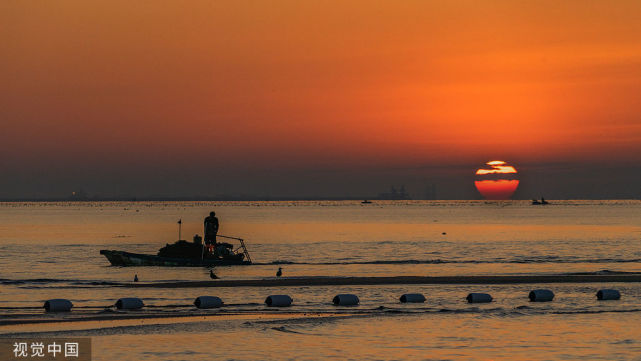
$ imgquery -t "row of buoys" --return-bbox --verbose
[43,297,146,312]
[40,288,623,312]
[465,289,622,303]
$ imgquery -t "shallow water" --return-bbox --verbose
[1,200,641,359]
[88,311,641,361]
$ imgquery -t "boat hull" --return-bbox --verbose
[100,250,252,267]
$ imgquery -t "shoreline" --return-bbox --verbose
[125,274,641,288]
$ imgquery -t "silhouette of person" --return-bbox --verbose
[193,234,202,245]
[204,212,219,245]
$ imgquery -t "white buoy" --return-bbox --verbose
[194,296,223,309]
[400,293,426,303]
[265,295,293,307]
[333,294,359,306]
[466,293,493,303]
[529,289,554,302]
[43,299,73,312]
[597,289,621,300]
[116,297,144,309]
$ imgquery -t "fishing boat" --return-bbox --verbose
[100,234,252,267]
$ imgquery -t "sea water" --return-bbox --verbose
[1,200,641,360]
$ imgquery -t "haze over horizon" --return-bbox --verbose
[2,1,641,200]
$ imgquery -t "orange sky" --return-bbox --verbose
[1,1,641,197]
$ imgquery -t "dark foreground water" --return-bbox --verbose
[1,200,641,360]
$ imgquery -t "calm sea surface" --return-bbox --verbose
[1,200,641,360]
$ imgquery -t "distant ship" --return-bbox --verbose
[361,200,372,204]
[532,197,549,205]
[377,185,411,200]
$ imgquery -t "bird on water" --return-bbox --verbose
[210,269,218,279]
[276,267,283,277]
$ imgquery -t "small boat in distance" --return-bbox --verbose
[532,197,549,205]
[361,200,373,204]
[100,234,252,267]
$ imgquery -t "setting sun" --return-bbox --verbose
[475,160,519,200]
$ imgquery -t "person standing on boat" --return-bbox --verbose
[204,212,219,245]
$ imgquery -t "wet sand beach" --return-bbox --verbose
[123,274,641,288]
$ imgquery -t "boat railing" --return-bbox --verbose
[218,234,252,263]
